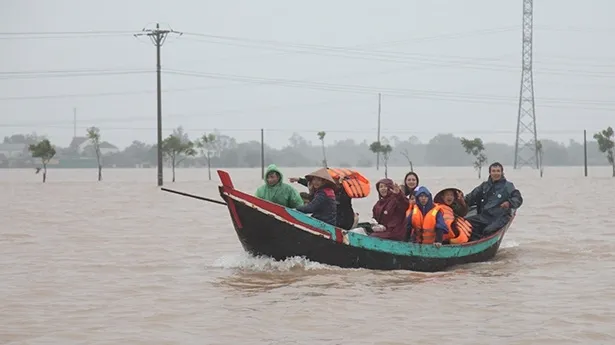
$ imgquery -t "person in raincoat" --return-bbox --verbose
[464,162,523,240]
[295,168,337,225]
[255,164,304,208]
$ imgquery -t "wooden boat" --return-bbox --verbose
[213,170,515,272]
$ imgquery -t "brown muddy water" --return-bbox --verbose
[1,166,614,345]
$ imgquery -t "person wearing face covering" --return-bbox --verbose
[368,178,410,241]
[464,162,523,240]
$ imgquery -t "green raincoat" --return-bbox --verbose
[255,164,304,208]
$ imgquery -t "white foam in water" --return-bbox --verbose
[211,251,337,272]
[500,240,520,249]
[212,241,521,272]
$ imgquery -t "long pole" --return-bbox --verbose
[261,128,265,179]
[376,93,381,170]
[583,129,588,177]
[135,23,182,186]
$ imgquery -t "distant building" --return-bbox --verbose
[0,143,27,158]
[99,141,120,155]
[69,137,120,155]
[68,137,90,154]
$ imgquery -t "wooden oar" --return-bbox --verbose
[161,187,227,206]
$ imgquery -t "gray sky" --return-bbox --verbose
[1,0,614,149]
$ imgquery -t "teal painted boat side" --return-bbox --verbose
[286,209,338,240]
[345,231,501,258]
[285,207,503,259]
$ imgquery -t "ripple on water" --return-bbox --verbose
[2,167,615,344]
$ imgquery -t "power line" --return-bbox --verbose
[0,70,152,80]
[0,124,596,136]
[3,69,615,118]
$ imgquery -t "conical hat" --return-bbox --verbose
[305,167,336,185]
[434,187,463,203]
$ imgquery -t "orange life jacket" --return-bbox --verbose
[409,204,441,244]
[327,168,371,199]
[436,203,472,244]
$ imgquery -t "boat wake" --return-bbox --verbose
[211,252,339,272]
[211,239,520,273]
[500,240,520,249]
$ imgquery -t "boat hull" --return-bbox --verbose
[216,170,513,272]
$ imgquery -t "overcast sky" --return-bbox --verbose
[1,0,614,149]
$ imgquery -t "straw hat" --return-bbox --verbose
[305,167,336,186]
[434,187,463,203]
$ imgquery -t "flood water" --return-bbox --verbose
[1,166,614,345]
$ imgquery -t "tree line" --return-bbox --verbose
[4,125,614,182]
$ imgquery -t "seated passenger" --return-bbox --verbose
[299,192,311,205]
[369,179,409,241]
[464,162,523,240]
[290,174,355,230]
[433,188,473,244]
[402,171,420,199]
[295,168,337,225]
[406,186,448,247]
[255,164,304,208]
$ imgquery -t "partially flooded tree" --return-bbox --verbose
[370,141,393,178]
[460,137,488,179]
[28,139,56,183]
[536,140,544,178]
[197,133,218,181]
[86,126,103,181]
[161,131,196,182]
[400,148,414,172]
[593,126,614,177]
[317,131,327,167]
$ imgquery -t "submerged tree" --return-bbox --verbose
[460,137,488,179]
[593,126,614,177]
[86,126,103,181]
[536,140,544,178]
[370,141,393,178]
[197,133,218,181]
[28,139,56,183]
[161,130,196,182]
[317,131,327,168]
[400,148,414,172]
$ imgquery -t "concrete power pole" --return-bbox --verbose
[134,23,182,186]
[514,0,539,169]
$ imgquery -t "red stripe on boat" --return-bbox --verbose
[335,228,344,243]
[228,188,332,238]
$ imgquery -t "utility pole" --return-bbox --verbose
[73,107,77,138]
[376,93,381,170]
[134,23,182,186]
[514,0,539,169]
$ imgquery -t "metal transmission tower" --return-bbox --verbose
[135,23,182,186]
[514,0,539,169]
